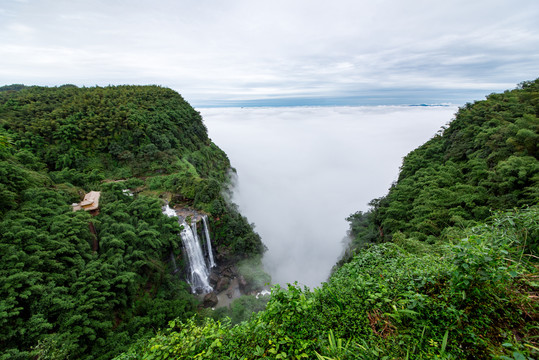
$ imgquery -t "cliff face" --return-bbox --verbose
[0,85,266,359]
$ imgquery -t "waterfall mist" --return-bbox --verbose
[201,105,458,288]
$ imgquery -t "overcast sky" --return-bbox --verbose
[1,0,538,106]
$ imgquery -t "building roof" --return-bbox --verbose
[72,191,101,212]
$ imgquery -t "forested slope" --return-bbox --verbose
[344,79,538,254]
[0,84,227,181]
[0,85,265,359]
[116,80,538,359]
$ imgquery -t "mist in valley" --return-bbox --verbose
[201,105,458,288]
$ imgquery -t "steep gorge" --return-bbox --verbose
[114,79,538,360]
[1,80,537,359]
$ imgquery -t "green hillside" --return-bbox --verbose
[343,79,538,257]
[0,84,227,181]
[0,85,265,359]
[115,80,538,359]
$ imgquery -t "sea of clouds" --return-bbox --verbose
[200,105,458,288]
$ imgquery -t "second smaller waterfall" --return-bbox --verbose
[202,215,216,268]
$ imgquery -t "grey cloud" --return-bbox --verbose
[1,0,538,105]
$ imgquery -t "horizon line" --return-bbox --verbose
[194,103,458,109]
[189,88,493,108]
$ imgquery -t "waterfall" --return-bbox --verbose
[163,205,212,293]
[201,215,216,268]
[163,205,177,217]
[181,220,212,293]
[191,218,198,245]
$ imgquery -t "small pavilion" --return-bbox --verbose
[72,191,101,215]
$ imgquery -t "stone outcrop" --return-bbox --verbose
[215,277,231,293]
[202,292,218,308]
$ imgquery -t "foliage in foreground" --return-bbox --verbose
[116,207,539,359]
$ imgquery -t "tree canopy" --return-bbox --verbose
[0,85,265,359]
[344,79,539,254]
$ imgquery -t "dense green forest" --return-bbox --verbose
[114,80,538,359]
[1,81,537,359]
[343,79,538,255]
[0,85,265,359]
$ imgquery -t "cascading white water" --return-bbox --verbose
[191,218,198,245]
[181,220,212,293]
[201,215,216,268]
[163,205,212,293]
[162,205,178,217]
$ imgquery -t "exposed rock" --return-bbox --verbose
[209,272,220,287]
[221,265,236,278]
[171,193,188,203]
[215,246,230,262]
[215,278,242,308]
[203,292,218,308]
[216,277,231,293]
[238,275,248,292]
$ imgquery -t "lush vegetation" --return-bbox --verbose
[343,79,538,256]
[0,85,264,359]
[0,84,227,180]
[116,80,538,359]
[2,80,537,359]
[116,208,538,359]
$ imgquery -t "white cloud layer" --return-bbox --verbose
[1,0,538,105]
[201,105,458,287]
